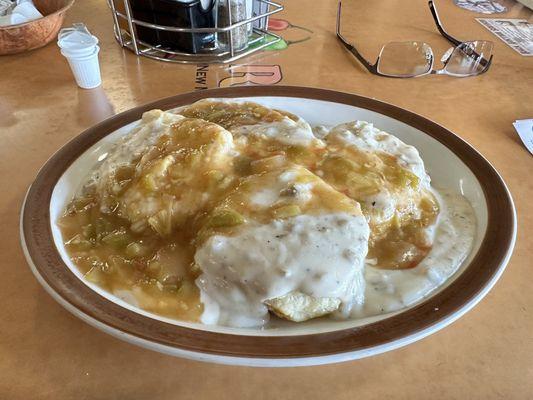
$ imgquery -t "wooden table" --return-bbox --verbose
[1,0,532,398]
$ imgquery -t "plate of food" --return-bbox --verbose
[20,86,516,366]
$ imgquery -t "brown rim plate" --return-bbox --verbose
[20,86,516,366]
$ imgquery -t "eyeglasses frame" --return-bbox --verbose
[336,0,494,78]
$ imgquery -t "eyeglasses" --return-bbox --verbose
[336,0,494,78]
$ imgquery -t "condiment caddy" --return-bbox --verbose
[106,0,283,63]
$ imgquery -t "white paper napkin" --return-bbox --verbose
[13,0,42,19]
[0,11,26,26]
[0,0,42,26]
[513,119,533,155]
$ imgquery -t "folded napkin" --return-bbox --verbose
[0,0,14,16]
[0,12,25,25]
[513,119,533,156]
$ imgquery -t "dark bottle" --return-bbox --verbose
[130,0,216,54]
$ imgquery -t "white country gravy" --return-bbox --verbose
[196,213,369,327]
[352,189,476,318]
[58,100,477,328]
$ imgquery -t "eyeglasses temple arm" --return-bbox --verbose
[336,1,377,73]
[429,1,492,69]
[428,0,462,47]
[478,53,493,72]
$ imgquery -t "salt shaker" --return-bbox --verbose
[218,0,248,52]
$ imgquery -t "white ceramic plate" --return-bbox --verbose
[21,86,516,366]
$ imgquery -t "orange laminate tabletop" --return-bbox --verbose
[1,0,532,398]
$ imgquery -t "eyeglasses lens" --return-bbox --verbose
[377,41,433,77]
[444,40,494,76]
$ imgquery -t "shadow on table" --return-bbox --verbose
[76,86,115,127]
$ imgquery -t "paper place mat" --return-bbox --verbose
[454,0,507,14]
[477,18,533,56]
[513,119,533,155]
